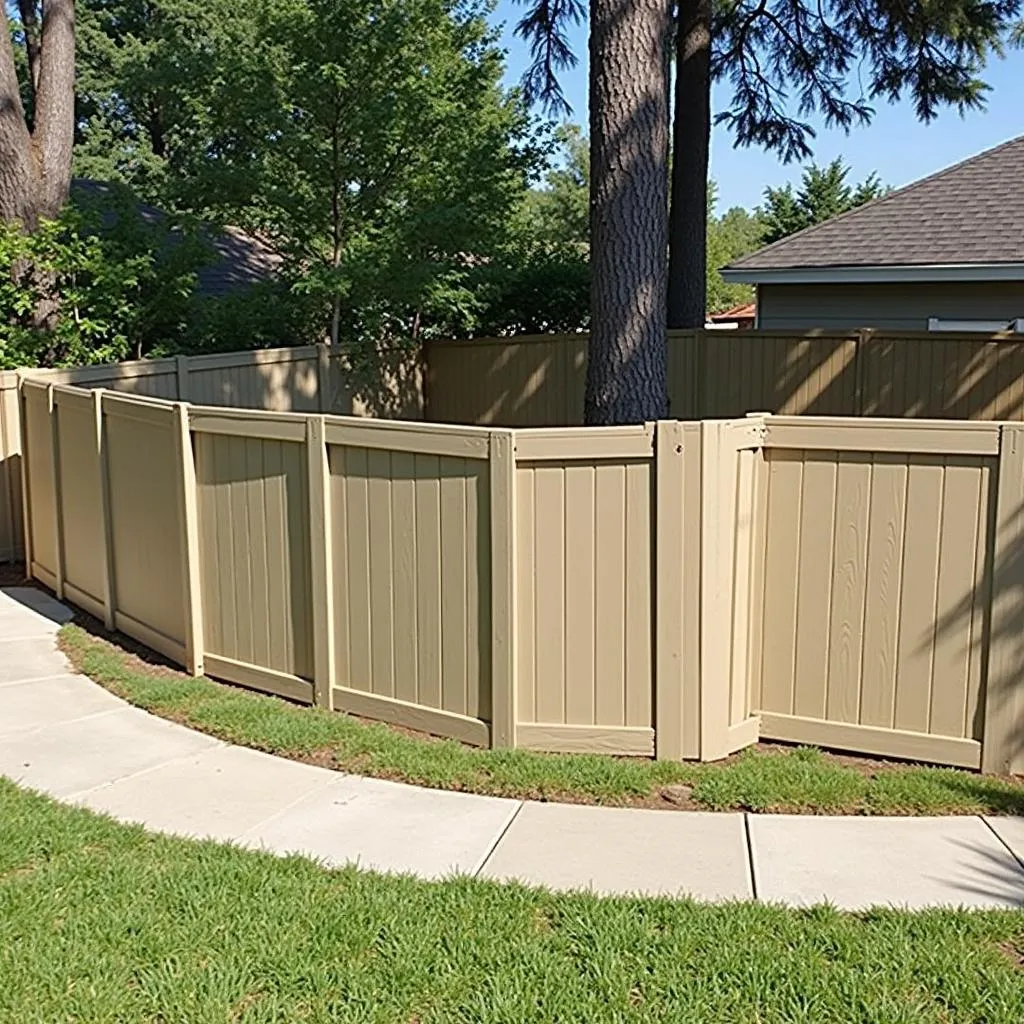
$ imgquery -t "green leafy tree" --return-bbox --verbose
[706,186,764,313]
[76,0,541,347]
[0,193,205,369]
[761,159,885,244]
[521,123,589,246]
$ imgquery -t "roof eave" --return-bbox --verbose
[721,264,1024,285]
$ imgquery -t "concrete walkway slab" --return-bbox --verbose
[239,774,520,880]
[0,705,220,797]
[0,635,75,685]
[984,816,1024,867]
[479,802,752,899]
[750,815,1024,910]
[73,745,339,842]
[0,673,127,736]
[0,587,74,636]
[5,582,1024,910]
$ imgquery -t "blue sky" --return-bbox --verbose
[491,0,1024,212]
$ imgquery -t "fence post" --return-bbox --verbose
[489,429,517,748]
[48,384,65,600]
[173,402,204,676]
[982,423,1024,774]
[176,355,190,402]
[699,421,732,761]
[94,391,116,631]
[655,420,685,760]
[16,374,33,575]
[307,415,335,709]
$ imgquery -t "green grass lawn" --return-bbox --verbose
[1,779,1024,1023]
[59,624,1024,816]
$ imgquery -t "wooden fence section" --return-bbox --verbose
[514,426,656,755]
[755,419,1000,768]
[19,384,1024,772]
[427,328,1024,426]
[326,420,497,744]
[1,343,422,562]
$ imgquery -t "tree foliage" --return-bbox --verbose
[0,186,317,369]
[712,0,1024,164]
[761,158,886,243]
[75,0,542,348]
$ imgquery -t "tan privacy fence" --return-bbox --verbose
[0,342,421,561]
[20,377,1024,772]
[427,329,1024,426]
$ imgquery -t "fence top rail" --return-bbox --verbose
[513,423,655,462]
[325,416,496,460]
[185,345,321,371]
[51,382,96,402]
[427,326,1024,350]
[762,415,1002,456]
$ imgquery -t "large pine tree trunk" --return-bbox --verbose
[666,0,711,329]
[585,0,670,425]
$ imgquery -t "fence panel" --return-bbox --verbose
[513,425,656,755]
[21,382,58,587]
[695,334,859,418]
[186,347,321,410]
[53,389,106,619]
[192,417,314,702]
[859,334,1024,420]
[327,419,494,744]
[103,394,188,663]
[428,335,587,426]
[754,418,997,767]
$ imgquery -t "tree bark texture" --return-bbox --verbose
[667,0,711,329]
[0,0,75,228]
[585,0,671,425]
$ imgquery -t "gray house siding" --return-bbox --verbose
[757,281,1024,331]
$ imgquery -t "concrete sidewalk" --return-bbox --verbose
[2,586,1023,910]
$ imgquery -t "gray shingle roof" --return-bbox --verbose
[728,135,1024,273]
[71,179,281,298]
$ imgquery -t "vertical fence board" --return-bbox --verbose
[929,460,984,738]
[858,455,908,729]
[564,464,596,725]
[893,458,945,733]
[414,454,443,709]
[793,456,838,719]
[532,465,565,722]
[825,454,871,724]
[515,465,537,723]
[391,451,420,706]
[624,460,653,729]
[367,449,396,700]
[597,462,628,730]
[344,446,373,691]
[440,461,470,716]
[759,452,802,715]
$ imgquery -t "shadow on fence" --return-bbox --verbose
[427,329,1024,427]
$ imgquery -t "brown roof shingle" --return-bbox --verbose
[728,134,1024,273]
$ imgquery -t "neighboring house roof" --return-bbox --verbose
[71,179,281,298]
[708,302,756,323]
[723,135,1024,285]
